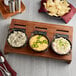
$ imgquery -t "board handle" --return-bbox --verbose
[54,33,69,39]
[33,26,47,35]
[9,23,26,32]
[32,31,47,36]
[14,24,26,29]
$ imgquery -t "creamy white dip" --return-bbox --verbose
[8,31,27,47]
[52,37,71,54]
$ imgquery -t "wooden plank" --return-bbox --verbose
[4,19,73,64]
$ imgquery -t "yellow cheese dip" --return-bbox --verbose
[29,35,49,52]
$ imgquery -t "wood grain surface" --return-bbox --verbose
[4,19,73,64]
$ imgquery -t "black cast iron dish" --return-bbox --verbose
[51,34,72,55]
[29,31,50,53]
[7,28,28,48]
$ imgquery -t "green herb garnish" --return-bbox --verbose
[36,40,41,43]
[36,40,43,44]
[37,35,42,39]
[32,43,39,48]
[34,44,39,48]
[43,40,48,44]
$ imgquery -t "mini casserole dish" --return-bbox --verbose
[29,34,49,52]
[51,37,72,55]
[7,29,28,48]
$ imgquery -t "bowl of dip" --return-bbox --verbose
[29,34,49,52]
[7,29,28,48]
[51,37,72,55]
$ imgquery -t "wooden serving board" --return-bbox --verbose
[4,19,73,64]
[0,0,25,19]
